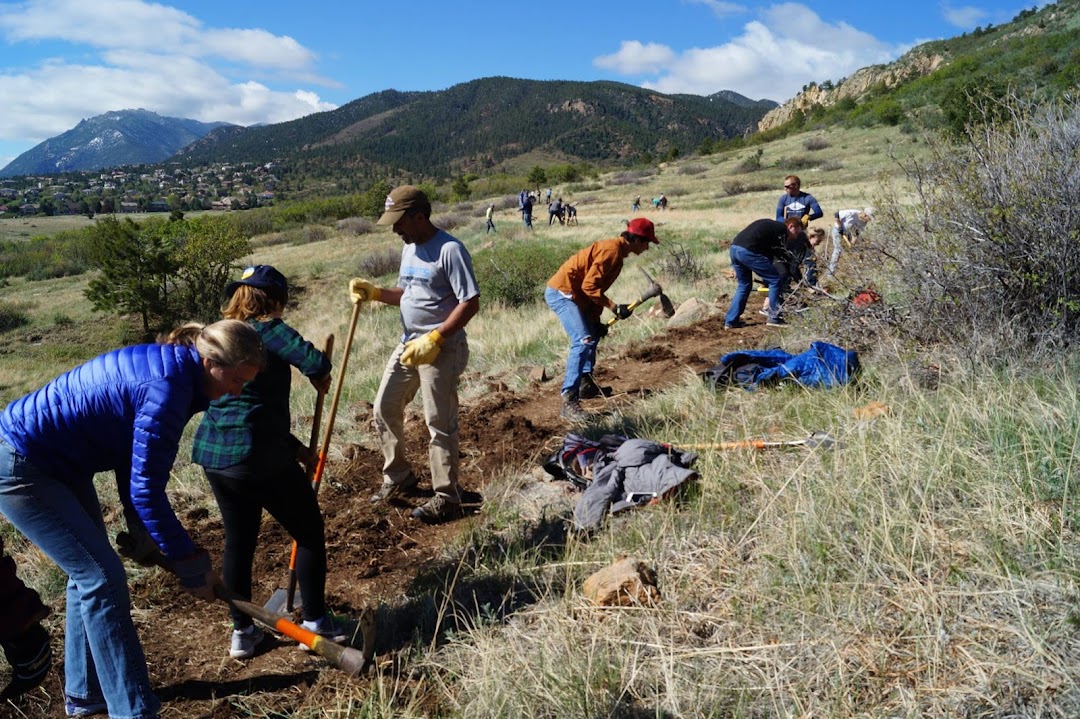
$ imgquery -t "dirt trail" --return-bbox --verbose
[10,310,776,718]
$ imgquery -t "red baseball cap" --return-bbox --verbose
[627,217,658,244]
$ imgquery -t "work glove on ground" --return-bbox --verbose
[400,329,444,366]
[0,622,51,700]
[612,304,633,321]
[172,548,218,602]
[348,278,381,304]
[116,508,161,566]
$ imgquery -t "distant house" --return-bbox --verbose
[148,199,170,212]
[119,201,139,213]
[257,191,275,204]
[211,197,234,211]
[0,188,16,198]
[19,203,37,216]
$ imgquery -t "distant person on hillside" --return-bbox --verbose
[632,195,641,212]
[652,197,661,210]
[565,203,577,226]
[826,207,873,278]
[724,216,803,330]
[485,203,496,234]
[518,189,528,209]
[350,186,480,524]
[545,217,659,422]
[775,175,823,224]
[658,193,668,210]
[193,266,345,660]
[549,197,564,226]
[546,188,552,203]
[521,195,534,228]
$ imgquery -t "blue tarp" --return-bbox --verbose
[712,341,859,390]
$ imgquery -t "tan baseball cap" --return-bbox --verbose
[377,185,431,225]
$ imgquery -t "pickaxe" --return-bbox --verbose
[670,431,839,451]
[607,267,675,325]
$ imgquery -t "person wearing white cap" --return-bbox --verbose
[348,186,481,524]
[826,207,874,278]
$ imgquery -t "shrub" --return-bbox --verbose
[607,168,658,186]
[733,148,764,173]
[677,164,708,176]
[804,136,830,151]
[335,217,376,236]
[656,242,710,283]
[355,247,400,279]
[0,300,31,333]
[471,242,567,307]
[434,212,469,231]
[303,225,329,244]
[885,92,1080,355]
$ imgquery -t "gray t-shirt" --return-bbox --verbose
[397,229,480,340]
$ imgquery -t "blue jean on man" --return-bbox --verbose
[545,286,599,396]
[725,244,783,325]
[0,437,160,719]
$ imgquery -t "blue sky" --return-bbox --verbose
[0,0,1039,169]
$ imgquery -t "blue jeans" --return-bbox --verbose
[0,437,160,719]
[726,244,783,325]
[545,287,599,395]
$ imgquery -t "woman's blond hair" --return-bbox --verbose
[162,320,265,369]
[222,284,283,321]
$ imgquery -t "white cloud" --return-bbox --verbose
[941,3,987,29]
[0,0,337,147]
[595,3,903,102]
[594,41,677,75]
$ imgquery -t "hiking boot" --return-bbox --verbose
[560,392,588,423]
[370,474,420,504]
[64,697,109,718]
[766,317,787,327]
[724,319,745,330]
[229,624,266,659]
[579,374,613,399]
[300,615,349,652]
[411,495,463,524]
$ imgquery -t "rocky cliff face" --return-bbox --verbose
[757,51,947,132]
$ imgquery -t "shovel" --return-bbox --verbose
[671,431,839,451]
[267,334,333,615]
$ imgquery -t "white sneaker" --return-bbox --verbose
[229,625,265,659]
[300,615,349,651]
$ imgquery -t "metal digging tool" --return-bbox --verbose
[672,431,839,451]
[266,334,334,615]
[639,267,675,318]
[217,583,376,677]
[606,269,670,326]
[117,537,377,677]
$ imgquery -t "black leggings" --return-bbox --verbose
[205,456,326,627]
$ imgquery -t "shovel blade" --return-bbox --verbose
[804,431,839,449]
[264,586,303,616]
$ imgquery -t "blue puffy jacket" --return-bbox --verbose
[0,343,209,560]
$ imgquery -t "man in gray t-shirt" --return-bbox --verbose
[349,186,480,523]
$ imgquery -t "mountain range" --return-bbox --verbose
[0,109,232,177]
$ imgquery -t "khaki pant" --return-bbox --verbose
[372,333,469,500]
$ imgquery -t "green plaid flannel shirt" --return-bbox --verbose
[192,318,331,470]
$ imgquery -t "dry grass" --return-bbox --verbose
[10,123,1075,717]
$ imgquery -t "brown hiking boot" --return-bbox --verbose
[560,392,588,423]
[578,373,613,399]
[411,494,463,524]
[370,474,420,504]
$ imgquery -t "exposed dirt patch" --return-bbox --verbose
[11,310,780,718]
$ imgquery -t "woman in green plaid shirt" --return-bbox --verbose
[192,265,346,659]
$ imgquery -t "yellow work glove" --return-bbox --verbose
[349,278,381,304]
[400,329,444,366]
[800,215,810,228]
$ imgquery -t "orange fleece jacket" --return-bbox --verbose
[547,237,629,320]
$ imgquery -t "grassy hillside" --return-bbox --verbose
[4,109,1080,717]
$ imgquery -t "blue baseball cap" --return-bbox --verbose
[225,265,289,304]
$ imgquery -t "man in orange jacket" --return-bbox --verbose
[545,217,659,421]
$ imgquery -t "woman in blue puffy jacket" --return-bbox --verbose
[0,319,264,719]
